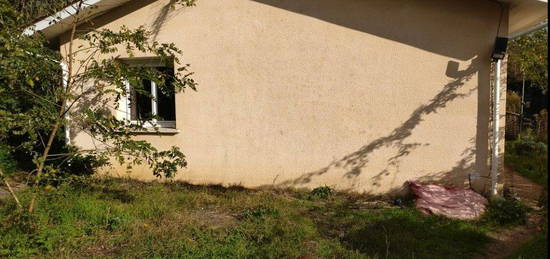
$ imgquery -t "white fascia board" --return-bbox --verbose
[508,20,547,39]
[23,0,103,36]
[507,0,547,37]
[23,0,131,39]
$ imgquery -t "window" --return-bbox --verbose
[119,59,177,129]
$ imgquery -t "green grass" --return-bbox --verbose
[504,135,548,258]
[505,139,548,186]
[0,178,496,258]
[507,233,548,259]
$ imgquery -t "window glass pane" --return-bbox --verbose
[128,65,176,125]
[130,79,152,121]
[157,67,176,121]
[157,89,176,121]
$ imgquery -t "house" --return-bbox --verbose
[27,0,548,195]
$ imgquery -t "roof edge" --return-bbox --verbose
[23,0,131,38]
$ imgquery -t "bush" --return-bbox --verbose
[513,134,547,154]
[309,186,333,200]
[61,153,107,177]
[505,134,548,185]
[0,144,16,174]
[482,198,530,226]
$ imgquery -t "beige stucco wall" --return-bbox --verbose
[63,0,506,195]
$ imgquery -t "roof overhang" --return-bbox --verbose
[502,0,548,38]
[23,0,131,38]
[25,0,548,40]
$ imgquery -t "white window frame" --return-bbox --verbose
[117,57,176,129]
[122,79,176,129]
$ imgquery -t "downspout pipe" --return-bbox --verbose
[61,62,70,145]
[488,21,547,196]
[491,58,501,197]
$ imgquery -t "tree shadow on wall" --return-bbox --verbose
[274,58,481,191]
[74,0,187,42]
[413,138,477,187]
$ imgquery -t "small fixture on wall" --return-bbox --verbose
[492,37,508,60]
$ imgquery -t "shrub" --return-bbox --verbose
[482,198,530,226]
[505,134,548,185]
[61,153,107,177]
[309,186,333,200]
[0,144,16,174]
[513,135,547,154]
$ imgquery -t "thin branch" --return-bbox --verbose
[73,48,99,79]
[19,87,62,108]
[0,169,22,210]
[46,149,100,157]
[29,0,85,214]
[37,131,46,149]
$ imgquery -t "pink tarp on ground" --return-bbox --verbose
[409,181,488,220]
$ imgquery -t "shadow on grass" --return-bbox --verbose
[97,188,135,203]
[342,214,489,259]
[74,180,137,203]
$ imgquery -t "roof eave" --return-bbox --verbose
[23,0,130,39]
[26,0,548,40]
[504,0,548,38]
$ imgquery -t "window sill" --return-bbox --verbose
[130,128,180,135]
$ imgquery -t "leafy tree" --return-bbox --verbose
[8,0,72,23]
[506,91,521,114]
[508,27,548,93]
[0,0,197,213]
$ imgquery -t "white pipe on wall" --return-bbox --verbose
[491,59,501,196]
[61,62,70,145]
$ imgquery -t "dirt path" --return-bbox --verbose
[474,167,545,259]
[476,213,544,259]
[502,167,544,208]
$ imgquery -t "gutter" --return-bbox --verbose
[22,0,102,36]
[508,20,548,39]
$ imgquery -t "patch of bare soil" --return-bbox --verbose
[475,167,545,259]
[475,213,545,259]
[176,208,238,229]
[502,167,544,208]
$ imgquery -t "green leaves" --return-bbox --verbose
[1,0,197,187]
[309,186,333,200]
[508,28,548,92]
[151,146,187,178]
[481,198,530,226]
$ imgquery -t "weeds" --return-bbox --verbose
[309,186,333,200]
[506,233,548,259]
[505,133,548,185]
[0,178,495,258]
[240,205,279,220]
[482,198,530,226]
